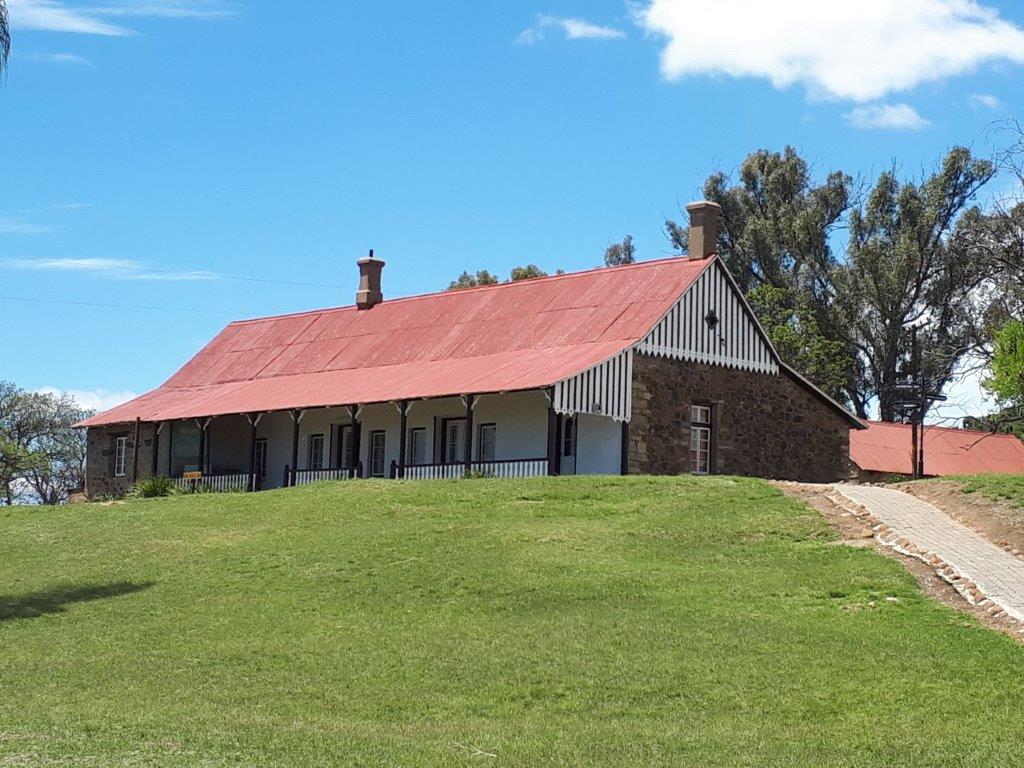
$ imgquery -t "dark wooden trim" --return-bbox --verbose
[151,421,161,477]
[197,419,207,477]
[464,395,476,472]
[130,418,141,483]
[289,410,300,486]
[247,414,258,492]
[620,420,629,476]
[397,401,409,479]
[546,394,558,476]
[167,421,174,476]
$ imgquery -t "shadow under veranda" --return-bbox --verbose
[0,581,154,622]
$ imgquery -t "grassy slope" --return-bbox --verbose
[953,474,1024,508]
[1,476,1022,767]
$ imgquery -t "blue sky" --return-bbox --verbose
[2,0,1023,418]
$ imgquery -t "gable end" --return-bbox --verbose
[633,259,779,374]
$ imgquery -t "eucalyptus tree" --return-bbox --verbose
[1,0,9,75]
[667,146,859,405]
[837,148,997,421]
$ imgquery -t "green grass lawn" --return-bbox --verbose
[2,476,1023,767]
[951,473,1024,507]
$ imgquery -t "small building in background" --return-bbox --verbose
[851,420,1024,480]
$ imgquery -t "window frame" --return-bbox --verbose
[561,416,576,457]
[337,424,354,469]
[369,430,387,477]
[308,433,325,471]
[441,417,467,464]
[477,423,497,462]
[408,427,427,466]
[254,438,268,481]
[689,403,715,476]
[114,435,128,477]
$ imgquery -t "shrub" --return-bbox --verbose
[129,475,177,498]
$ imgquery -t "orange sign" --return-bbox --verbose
[182,471,203,480]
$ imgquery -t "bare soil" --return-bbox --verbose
[776,482,1024,641]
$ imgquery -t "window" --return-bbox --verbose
[114,436,128,477]
[308,434,324,470]
[562,417,575,457]
[477,423,496,462]
[369,430,387,477]
[443,418,466,463]
[254,438,268,482]
[690,405,713,475]
[409,427,427,465]
[338,425,354,469]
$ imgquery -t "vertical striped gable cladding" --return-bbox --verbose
[553,349,633,422]
[634,260,778,374]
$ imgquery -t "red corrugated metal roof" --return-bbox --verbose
[81,256,715,426]
[851,420,1024,476]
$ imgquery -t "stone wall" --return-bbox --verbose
[85,423,158,498]
[628,355,855,482]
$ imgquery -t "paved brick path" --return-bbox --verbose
[834,484,1024,623]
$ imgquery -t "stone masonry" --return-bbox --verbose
[85,423,158,498]
[628,355,854,482]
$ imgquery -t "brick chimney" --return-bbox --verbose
[686,200,722,261]
[356,250,384,310]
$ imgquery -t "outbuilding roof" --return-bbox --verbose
[851,420,1024,476]
[81,256,717,426]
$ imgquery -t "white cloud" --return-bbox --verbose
[845,103,930,130]
[24,51,94,65]
[37,386,138,412]
[5,256,220,281]
[7,0,234,35]
[517,14,625,44]
[7,0,130,35]
[89,1,236,19]
[0,218,52,234]
[969,92,1003,110]
[637,0,1024,102]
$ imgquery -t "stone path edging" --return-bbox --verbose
[828,484,1024,635]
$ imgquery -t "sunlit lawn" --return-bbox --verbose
[1,476,1022,767]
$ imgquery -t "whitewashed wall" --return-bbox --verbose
[474,391,549,460]
[634,260,778,374]
[574,413,622,475]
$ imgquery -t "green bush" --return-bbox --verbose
[128,475,177,498]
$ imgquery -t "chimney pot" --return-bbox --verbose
[356,250,385,310]
[686,200,722,261]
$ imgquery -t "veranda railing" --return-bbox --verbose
[399,458,549,480]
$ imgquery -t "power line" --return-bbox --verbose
[0,294,252,315]
[4,256,357,290]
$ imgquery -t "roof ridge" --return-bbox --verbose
[228,254,700,327]
[865,419,1022,439]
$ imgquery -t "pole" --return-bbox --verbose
[397,401,408,480]
[130,418,141,483]
[464,395,475,472]
[546,390,559,476]
[247,413,258,492]
[290,410,301,487]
